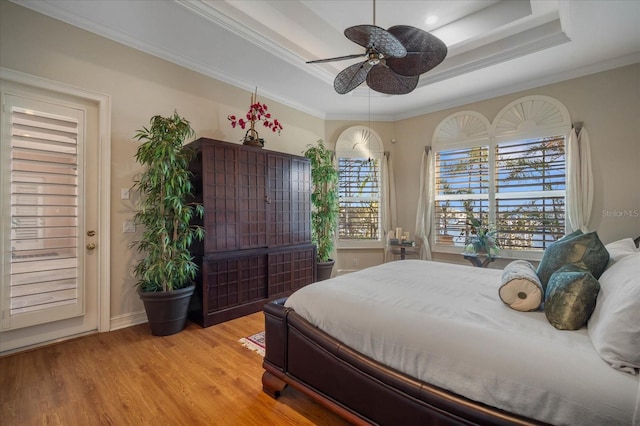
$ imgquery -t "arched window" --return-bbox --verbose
[336,126,385,244]
[432,96,571,258]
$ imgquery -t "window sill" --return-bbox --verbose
[432,244,543,262]
[337,240,384,250]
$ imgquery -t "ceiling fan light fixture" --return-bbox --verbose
[306,2,448,96]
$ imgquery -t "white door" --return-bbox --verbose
[0,80,101,353]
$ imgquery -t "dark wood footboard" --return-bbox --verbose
[262,299,546,426]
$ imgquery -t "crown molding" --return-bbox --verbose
[391,53,640,122]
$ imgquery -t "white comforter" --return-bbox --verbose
[285,260,640,426]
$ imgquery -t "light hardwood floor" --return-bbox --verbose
[0,312,350,425]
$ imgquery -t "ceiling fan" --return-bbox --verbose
[306,1,447,95]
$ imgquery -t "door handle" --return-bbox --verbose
[86,243,96,250]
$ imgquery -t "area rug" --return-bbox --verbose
[239,331,265,357]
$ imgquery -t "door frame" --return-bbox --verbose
[1,67,111,333]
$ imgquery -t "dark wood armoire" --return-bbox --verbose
[186,138,316,327]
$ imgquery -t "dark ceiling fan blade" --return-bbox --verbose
[334,61,374,94]
[366,65,419,95]
[386,25,447,76]
[306,53,367,64]
[344,25,407,58]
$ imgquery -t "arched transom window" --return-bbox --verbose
[336,126,384,243]
[432,96,571,257]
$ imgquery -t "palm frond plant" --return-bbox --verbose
[131,111,204,335]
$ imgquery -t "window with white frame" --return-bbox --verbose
[338,157,381,240]
[494,136,566,250]
[435,145,489,244]
[432,96,571,256]
[335,126,385,243]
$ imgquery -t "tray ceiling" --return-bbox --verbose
[13,0,640,121]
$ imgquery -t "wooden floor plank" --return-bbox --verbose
[0,312,350,425]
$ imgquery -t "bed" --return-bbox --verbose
[261,236,640,425]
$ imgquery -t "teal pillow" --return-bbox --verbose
[544,265,600,330]
[536,231,609,289]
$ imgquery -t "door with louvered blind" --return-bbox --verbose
[1,89,99,351]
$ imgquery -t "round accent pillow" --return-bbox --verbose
[499,260,543,311]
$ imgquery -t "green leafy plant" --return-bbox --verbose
[303,139,339,263]
[463,213,500,259]
[132,112,204,292]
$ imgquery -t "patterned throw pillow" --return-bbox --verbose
[536,231,609,289]
[544,265,600,330]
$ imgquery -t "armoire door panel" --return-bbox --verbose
[189,142,240,254]
[291,157,312,244]
[238,148,267,249]
[268,246,315,297]
[204,254,268,313]
[268,153,293,247]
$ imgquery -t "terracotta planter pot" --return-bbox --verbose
[138,285,195,336]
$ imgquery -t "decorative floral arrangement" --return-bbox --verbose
[227,88,283,141]
[463,213,500,258]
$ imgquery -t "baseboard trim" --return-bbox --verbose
[110,311,147,331]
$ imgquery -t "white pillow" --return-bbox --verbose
[604,238,638,267]
[587,252,640,374]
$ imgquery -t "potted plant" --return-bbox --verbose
[132,111,204,336]
[227,88,283,147]
[303,139,339,281]
[463,213,500,259]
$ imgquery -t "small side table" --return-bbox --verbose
[462,253,499,268]
[388,242,416,260]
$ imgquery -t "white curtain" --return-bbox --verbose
[566,127,594,233]
[329,152,339,264]
[382,152,398,262]
[414,148,435,260]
